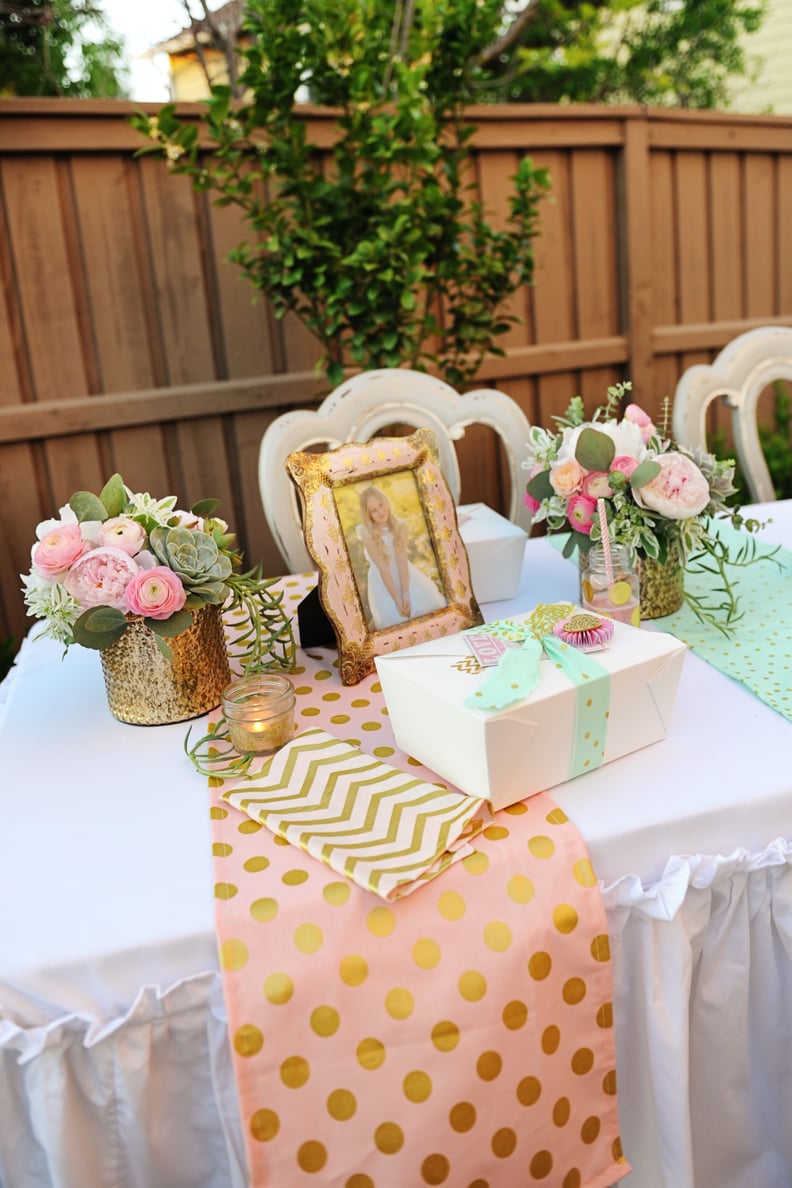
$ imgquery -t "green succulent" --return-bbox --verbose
[149,526,232,608]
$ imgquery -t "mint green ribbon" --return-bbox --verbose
[464,632,611,781]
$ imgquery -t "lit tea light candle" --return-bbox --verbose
[222,674,296,755]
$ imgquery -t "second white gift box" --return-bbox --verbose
[457,503,527,604]
[375,608,686,809]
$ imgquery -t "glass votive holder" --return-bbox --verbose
[222,674,296,755]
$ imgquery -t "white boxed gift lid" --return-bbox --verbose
[375,611,686,809]
[457,503,527,604]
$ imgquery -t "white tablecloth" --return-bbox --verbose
[2,503,791,1188]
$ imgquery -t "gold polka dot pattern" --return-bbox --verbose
[663,528,792,721]
[220,938,248,971]
[280,1055,310,1088]
[339,954,368,987]
[210,574,628,1188]
[327,1088,357,1120]
[234,1023,263,1057]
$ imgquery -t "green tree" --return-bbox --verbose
[135,0,550,388]
[0,0,127,97]
[167,0,767,111]
[479,0,766,108]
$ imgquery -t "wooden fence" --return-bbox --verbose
[1,97,792,642]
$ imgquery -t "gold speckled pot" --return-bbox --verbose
[100,604,230,725]
[634,545,684,620]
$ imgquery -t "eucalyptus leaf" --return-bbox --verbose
[525,469,554,501]
[71,606,128,650]
[629,459,662,489]
[100,474,127,518]
[70,491,109,524]
[146,610,194,638]
[153,635,174,659]
[575,428,615,472]
[192,498,220,518]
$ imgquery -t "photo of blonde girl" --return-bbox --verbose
[351,479,446,632]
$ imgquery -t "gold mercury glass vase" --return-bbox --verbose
[100,603,231,725]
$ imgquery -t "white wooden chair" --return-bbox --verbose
[259,368,534,572]
[672,325,792,503]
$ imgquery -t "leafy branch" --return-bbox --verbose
[683,533,782,636]
[132,0,550,389]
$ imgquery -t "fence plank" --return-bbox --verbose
[744,154,776,318]
[1,156,89,402]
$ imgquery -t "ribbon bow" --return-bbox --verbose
[463,605,611,781]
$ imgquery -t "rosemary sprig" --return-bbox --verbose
[682,534,782,636]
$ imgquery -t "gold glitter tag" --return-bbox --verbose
[525,602,578,639]
[562,613,605,634]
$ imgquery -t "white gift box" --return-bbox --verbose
[375,614,686,809]
[457,503,527,604]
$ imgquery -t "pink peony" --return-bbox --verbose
[100,516,146,556]
[633,452,710,520]
[610,454,640,479]
[550,457,585,498]
[567,494,597,534]
[32,523,88,577]
[124,566,186,619]
[581,470,614,499]
[623,403,656,444]
[64,546,139,609]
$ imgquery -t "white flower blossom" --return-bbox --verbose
[556,419,646,467]
[123,488,179,524]
[21,573,80,643]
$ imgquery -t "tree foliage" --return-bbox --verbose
[0,0,127,97]
[134,0,550,388]
[479,0,767,109]
[166,0,767,111]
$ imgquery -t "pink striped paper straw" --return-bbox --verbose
[597,498,614,585]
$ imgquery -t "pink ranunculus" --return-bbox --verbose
[633,452,710,520]
[123,566,186,619]
[100,516,147,556]
[581,470,614,500]
[567,494,597,534]
[610,454,640,479]
[63,546,140,610]
[549,457,585,498]
[623,403,656,444]
[32,523,89,577]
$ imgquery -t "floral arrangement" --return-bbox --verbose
[21,474,295,670]
[524,382,769,628]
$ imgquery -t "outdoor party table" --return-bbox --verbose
[1,502,791,1188]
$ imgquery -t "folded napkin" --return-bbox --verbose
[221,728,493,901]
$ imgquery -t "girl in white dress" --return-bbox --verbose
[357,486,446,630]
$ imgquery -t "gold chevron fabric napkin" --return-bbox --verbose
[221,728,493,901]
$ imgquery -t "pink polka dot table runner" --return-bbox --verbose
[209,576,630,1187]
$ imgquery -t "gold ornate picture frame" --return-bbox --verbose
[286,429,483,684]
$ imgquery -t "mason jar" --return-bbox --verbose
[579,544,641,627]
[222,673,296,754]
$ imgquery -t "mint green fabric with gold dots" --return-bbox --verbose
[661,524,792,722]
